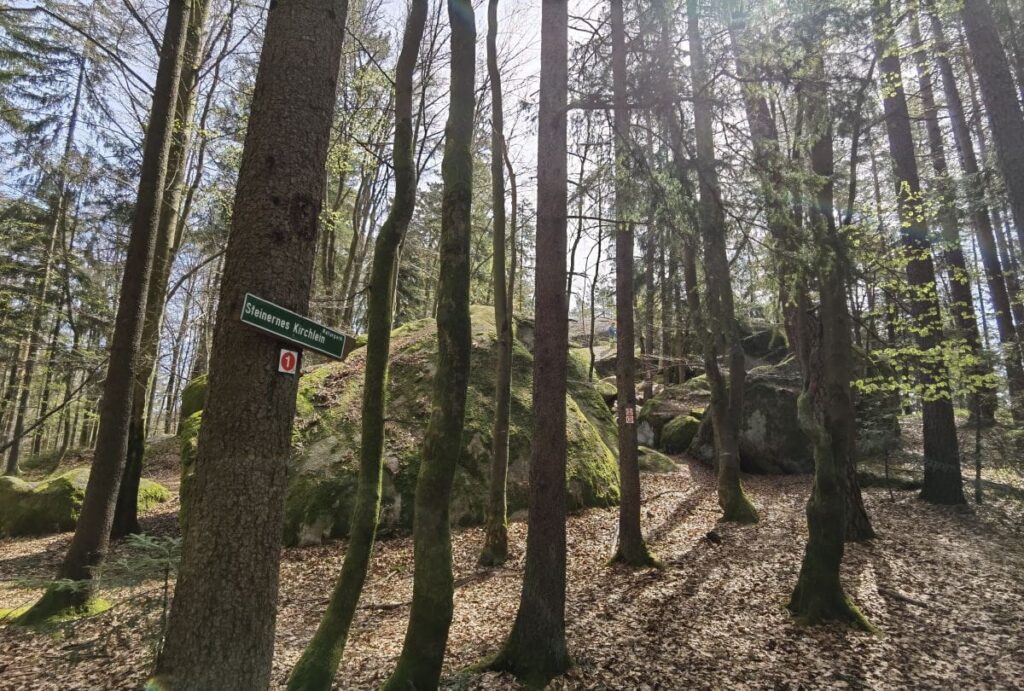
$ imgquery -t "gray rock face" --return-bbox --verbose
[687,355,900,474]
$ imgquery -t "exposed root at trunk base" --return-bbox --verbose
[482,643,572,690]
[477,524,509,567]
[10,588,110,627]
[610,545,662,569]
[787,581,874,633]
[720,490,760,524]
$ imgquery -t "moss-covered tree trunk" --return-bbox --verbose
[17,0,191,624]
[687,0,758,524]
[788,48,871,630]
[381,2,474,688]
[480,0,515,568]
[874,0,965,505]
[487,0,571,684]
[151,0,349,686]
[286,4,427,688]
[112,0,211,539]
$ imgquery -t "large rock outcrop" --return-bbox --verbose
[282,307,620,545]
[687,355,901,474]
[0,468,168,537]
[170,307,617,546]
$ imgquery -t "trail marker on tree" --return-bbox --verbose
[240,293,346,359]
[278,349,298,375]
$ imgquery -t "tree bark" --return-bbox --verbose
[487,0,571,684]
[610,0,656,566]
[960,0,1024,254]
[286,3,427,687]
[688,0,758,523]
[381,2,474,688]
[787,41,872,629]
[153,0,349,686]
[911,7,1017,424]
[480,0,514,568]
[17,0,192,624]
[874,0,965,505]
[113,0,212,538]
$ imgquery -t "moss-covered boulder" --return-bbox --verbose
[662,415,700,454]
[178,375,208,425]
[283,306,620,546]
[637,376,712,449]
[0,468,168,537]
[596,377,618,408]
[638,446,677,473]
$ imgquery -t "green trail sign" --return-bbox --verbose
[240,293,346,359]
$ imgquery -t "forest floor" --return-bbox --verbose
[1,420,1023,690]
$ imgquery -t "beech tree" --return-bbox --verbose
[381,0,474,687]
[874,0,965,505]
[287,1,428,686]
[480,0,516,568]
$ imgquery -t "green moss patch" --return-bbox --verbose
[284,305,621,546]
[638,447,677,473]
[662,415,701,454]
[0,468,168,538]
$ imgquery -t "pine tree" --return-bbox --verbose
[153,0,351,686]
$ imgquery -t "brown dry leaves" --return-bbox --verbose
[3,445,1024,689]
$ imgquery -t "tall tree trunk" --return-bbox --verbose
[659,228,673,383]
[688,0,758,523]
[960,0,1024,253]
[153,0,349,686]
[113,0,212,538]
[788,49,871,629]
[874,0,965,505]
[161,286,194,435]
[487,0,571,684]
[1,341,26,440]
[610,0,656,566]
[31,318,63,455]
[5,57,84,474]
[480,0,514,568]
[914,6,1022,423]
[17,0,192,623]
[286,3,427,687]
[729,10,873,539]
[642,223,656,401]
[382,2,474,687]
[989,0,1024,103]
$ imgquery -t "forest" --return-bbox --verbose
[1,0,1023,687]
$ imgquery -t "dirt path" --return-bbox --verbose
[2,457,1023,689]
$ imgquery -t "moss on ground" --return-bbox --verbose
[3,597,112,627]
